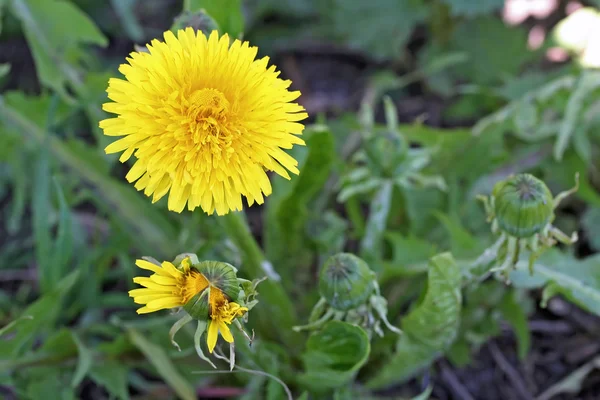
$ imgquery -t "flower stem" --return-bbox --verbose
[220,211,299,347]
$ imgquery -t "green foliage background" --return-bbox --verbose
[2,0,600,399]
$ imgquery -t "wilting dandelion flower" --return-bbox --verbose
[100,28,307,215]
[129,254,261,368]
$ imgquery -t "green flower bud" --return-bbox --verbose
[493,174,554,238]
[319,253,375,311]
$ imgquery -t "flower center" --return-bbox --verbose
[186,88,236,158]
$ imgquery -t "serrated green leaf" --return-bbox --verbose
[367,253,462,388]
[185,0,244,38]
[128,328,196,400]
[299,321,370,391]
[89,361,130,400]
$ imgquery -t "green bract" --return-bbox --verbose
[198,261,241,300]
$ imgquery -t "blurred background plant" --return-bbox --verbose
[2,0,600,399]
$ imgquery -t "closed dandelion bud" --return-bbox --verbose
[319,253,375,311]
[493,174,554,238]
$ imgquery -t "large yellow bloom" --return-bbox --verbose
[129,258,248,353]
[100,28,307,215]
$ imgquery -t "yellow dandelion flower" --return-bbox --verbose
[129,258,208,314]
[129,257,249,353]
[206,288,248,353]
[100,28,308,215]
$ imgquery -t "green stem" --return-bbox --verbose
[220,211,300,348]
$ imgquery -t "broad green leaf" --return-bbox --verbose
[403,186,446,236]
[9,0,107,96]
[368,253,462,388]
[441,0,503,17]
[329,0,428,60]
[382,233,437,279]
[89,361,130,400]
[299,321,370,391]
[185,0,244,38]
[434,213,481,258]
[128,328,196,400]
[510,251,600,316]
[27,373,76,400]
[0,271,79,358]
[448,17,535,85]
